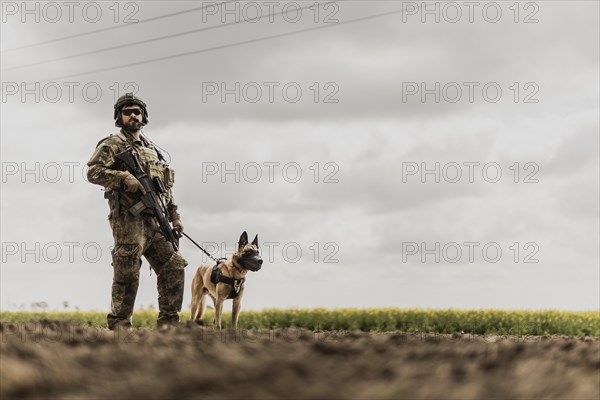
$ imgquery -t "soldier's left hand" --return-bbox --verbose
[172,219,184,237]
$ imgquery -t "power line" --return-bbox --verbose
[29,7,416,84]
[0,1,234,53]
[2,3,316,72]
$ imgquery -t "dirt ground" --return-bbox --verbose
[1,320,598,400]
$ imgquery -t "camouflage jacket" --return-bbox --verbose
[87,129,181,221]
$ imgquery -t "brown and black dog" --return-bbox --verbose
[190,231,262,329]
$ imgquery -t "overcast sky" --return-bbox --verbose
[1,1,598,312]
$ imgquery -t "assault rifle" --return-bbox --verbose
[115,149,179,251]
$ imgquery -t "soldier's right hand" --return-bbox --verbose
[122,172,146,194]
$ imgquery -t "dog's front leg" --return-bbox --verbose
[214,297,225,330]
[232,297,242,329]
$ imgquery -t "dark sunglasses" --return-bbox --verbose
[122,109,142,116]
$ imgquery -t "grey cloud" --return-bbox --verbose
[3,2,597,122]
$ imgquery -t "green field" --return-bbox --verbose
[1,308,598,336]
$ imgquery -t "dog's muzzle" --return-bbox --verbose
[240,257,263,271]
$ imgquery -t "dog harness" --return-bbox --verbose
[210,263,245,299]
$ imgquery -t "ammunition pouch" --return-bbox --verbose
[164,168,175,189]
[128,200,146,217]
[135,146,175,190]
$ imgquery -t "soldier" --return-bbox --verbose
[87,93,187,329]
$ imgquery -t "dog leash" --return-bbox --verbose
[180,232,226,265]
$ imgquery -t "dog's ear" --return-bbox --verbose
[251,234,259,248]
[238,231,249,249]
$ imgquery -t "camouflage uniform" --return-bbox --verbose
[87,129,187,329]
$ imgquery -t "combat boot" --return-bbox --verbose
[156,315,181,329]
[108,319,132,331]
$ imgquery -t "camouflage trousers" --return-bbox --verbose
[107,213,187,329]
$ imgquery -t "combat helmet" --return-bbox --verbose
[114,92,149,126]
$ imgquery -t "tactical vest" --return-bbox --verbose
[107,132,175,218]
[133,139,175,191]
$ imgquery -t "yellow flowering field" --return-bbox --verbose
[1,308,598,336]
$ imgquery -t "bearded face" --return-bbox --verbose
[120,105,144,131]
